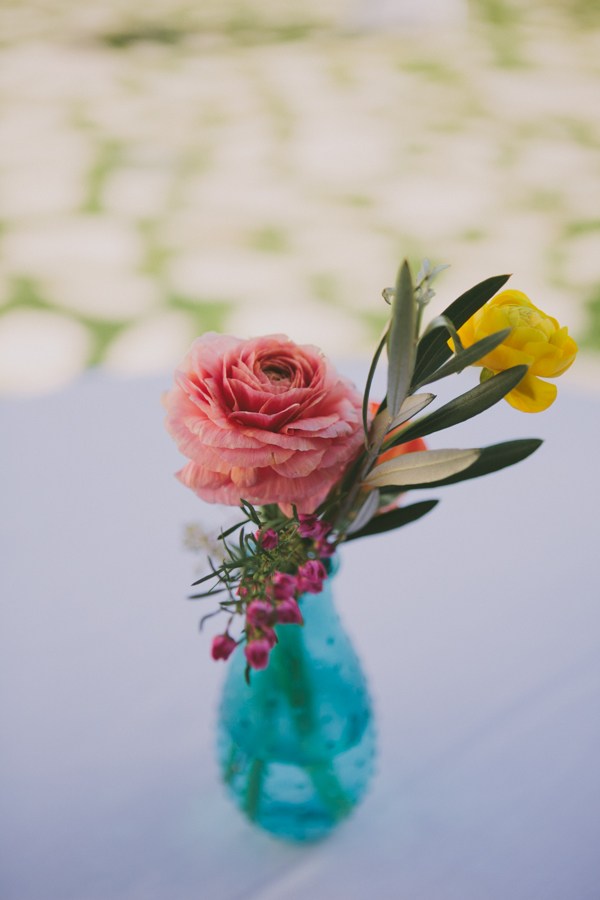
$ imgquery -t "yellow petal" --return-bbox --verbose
[481,307,510,337]
[504,372,557,413]
[532,336,578,378]
[525,342,561,377]
[508,326,548,349]
[549,326,569,349]
[489,289,535,310]
[523,341,560,360]
[565,334,578,352]
[560,334,579,360]
[547,352,577,378]
[480,344,534,371]
[456,316,476,349]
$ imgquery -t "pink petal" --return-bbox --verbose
[230,405,301,432]
[176,461,229,491]
[230,467,259,487]
[271,448,325,478]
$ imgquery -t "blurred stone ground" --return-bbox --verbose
[0,0,600,395]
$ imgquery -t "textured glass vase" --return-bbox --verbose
[217,564,376,842]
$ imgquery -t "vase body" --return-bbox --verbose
[217,569,375,842]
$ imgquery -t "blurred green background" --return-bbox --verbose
[0,0,599,395]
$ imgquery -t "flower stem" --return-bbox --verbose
[244,758,265,821]
[332,428,388,531]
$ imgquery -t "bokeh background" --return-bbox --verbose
[1,0,600,396]
[3,6,600,895]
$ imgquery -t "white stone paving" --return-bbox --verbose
[0,1,599,395]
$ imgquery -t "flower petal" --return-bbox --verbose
[504,372,557,413]
[271,448,326,478]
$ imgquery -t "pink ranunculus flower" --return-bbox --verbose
[162,333,363,513]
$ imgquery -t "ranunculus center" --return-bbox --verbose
[259,359,295,388]
[263,366,290,384]
[503,304,555,338]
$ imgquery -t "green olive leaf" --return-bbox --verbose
[394,438,543,490]
[369,392,435,448]
[411,274,511,388]
[362,328,388,447]
[364,448,480,488]
[387,365,528,448]
[344,499,440,542]
[387,260,416,418]
[345,489,380,535]
[413,328,512,389]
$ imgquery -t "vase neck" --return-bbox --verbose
[296,574,336,628]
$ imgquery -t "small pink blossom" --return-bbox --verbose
[257,528,279,549]
[296,559,328,595]
[262,627,278,648]
[246,599,274,627]
[211,633,237,661]
[245,639,271,670]
[297,514,331,540]
[271,572,296,600]
[276,598,303,625]
[316,537,336,558]
[162,333,363,513]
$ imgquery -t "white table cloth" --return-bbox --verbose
[1,366,599,899]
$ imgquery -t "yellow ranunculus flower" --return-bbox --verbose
[456,289,578,413]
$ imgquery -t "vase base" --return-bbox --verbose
[219,718,376,842]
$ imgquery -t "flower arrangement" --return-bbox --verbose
[163,260,577,679]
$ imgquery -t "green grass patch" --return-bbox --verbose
[361,310,389,343]
[581,283,600,350]
[250,226,289,253]
[81,141,122,214]
[558,117,599,148]
[310,273,339,305]
[565,219,600,238]
[527,189,563,213]
[85,321,129,366]
[168,295,232,335]
[469,0,525,67]
[102,25,186,48]
[224,12,317,45]
[562,0,600,28]
[399,59,460,83]
[138,219,172,278]
[5,276,50,310]
[342,194,373,208]
[462,228,487,242]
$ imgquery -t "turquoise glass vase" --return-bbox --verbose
[217,563,376,842]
